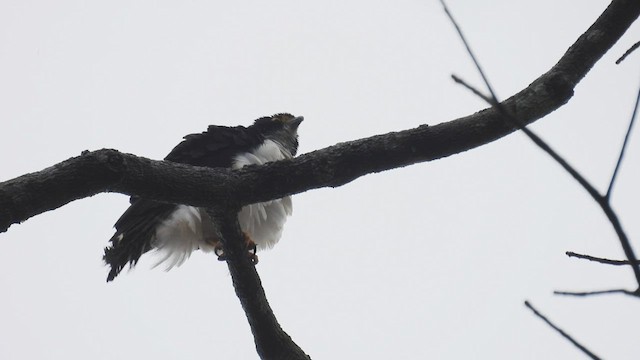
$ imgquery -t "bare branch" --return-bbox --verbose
[440,0,499,101]
[0,2,637,359]
[554,289,639,297]
[451,75,495,105]
[606,77,640,198]
[3,0,640,234]
[441,0,640,288]
[453,75,605,202]
[207,207,310,360]
[616,40,640,64]
[524,301,602,360]
[565,251,640,266]
[439,0,500,100]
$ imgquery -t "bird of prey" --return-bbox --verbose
[103,113,303,282]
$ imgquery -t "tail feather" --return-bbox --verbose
[104,199,177,281]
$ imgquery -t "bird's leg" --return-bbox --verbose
[213,235,258,264]
[243,232,259,265]
[214,243,227,262]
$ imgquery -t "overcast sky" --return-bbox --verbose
[1,0,639,359]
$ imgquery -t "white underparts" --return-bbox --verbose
[152,205,214,270]
[152,139,293,270]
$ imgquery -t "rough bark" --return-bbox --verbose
[0,1,638,359]
[2,0,638,232]
[207,208,311,360]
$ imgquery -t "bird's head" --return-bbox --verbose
[253,113,303,156]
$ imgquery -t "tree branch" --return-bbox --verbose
[606,75,640,199]
[2,0,639,233]
[207,207,310,360]
[565,251,640,266]
[450,70,640,287]
[554,289,639,297]
[616,40,640,64]
[441,0,640,287]
[524,301,602,359]
[0,1,638,359]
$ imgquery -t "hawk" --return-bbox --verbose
[103,113,303,281]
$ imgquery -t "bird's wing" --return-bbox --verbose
[164,125,260,168]
[104,125,262,281]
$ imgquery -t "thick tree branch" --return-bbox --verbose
[0,2,638,359]
[1,1,637,234]
[442,0,640,287]
[207,207,310,360]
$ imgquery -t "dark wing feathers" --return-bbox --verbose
[103,124,264,281]
[164,125,262,167]
[104,200,176,281]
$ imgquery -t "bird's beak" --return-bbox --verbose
[289,116,304,130]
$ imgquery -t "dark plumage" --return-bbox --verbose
[104,113,303,281]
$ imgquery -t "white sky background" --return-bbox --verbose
[1,0,639,358]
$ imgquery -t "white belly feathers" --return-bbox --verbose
[152,139,293,270]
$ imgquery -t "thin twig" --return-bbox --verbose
[451,75,495,105]
[441,0,640,289]
[554,289,638,297]
[451,75,603,202]
[606,78,640,198]
[439,0,500,101]
[566,251,640,266]
[524,301,602,360]
[616,40,640,64]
